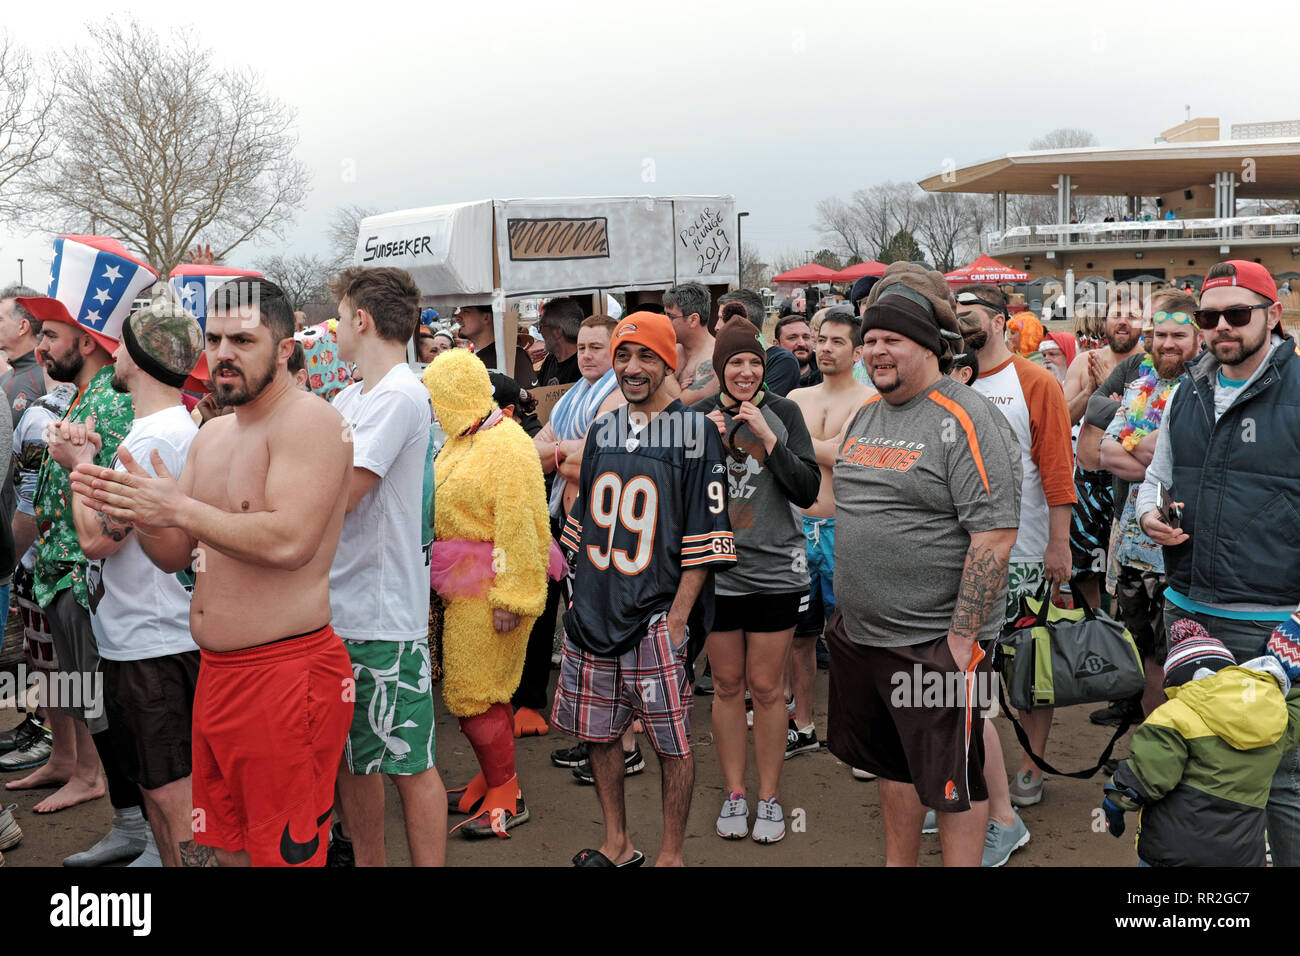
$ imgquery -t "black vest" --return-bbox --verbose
[1165,338,1300,606]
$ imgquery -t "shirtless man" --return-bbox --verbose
[1063,288,1142,426]
[1062,288,1142,608]
[785,310,873,755]
[71,279,354,867]
[665,282,718,405]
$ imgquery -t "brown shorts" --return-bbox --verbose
[103,651,201,791]
[826,611,990,812]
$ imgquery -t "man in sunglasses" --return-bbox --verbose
[1136,260,1300,865]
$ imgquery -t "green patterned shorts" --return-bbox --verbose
[1004,561,1045,625]
[342,639,437,775]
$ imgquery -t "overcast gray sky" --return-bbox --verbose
[4,0,1299,285]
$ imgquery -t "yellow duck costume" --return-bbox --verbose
[424,348,549,837]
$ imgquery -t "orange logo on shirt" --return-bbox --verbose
[840,437,924,472]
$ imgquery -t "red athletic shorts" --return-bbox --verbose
[190,625,353,866]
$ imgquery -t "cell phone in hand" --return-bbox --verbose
[1157,483,1183,530]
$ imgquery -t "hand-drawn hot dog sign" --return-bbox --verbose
[678,206,732,276]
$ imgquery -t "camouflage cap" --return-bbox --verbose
[122,289,205,387]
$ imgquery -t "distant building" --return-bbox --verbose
[917,118,1300,284]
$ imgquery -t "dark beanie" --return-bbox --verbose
[713,318,765,399]
[849,275,879,310]
[863,294,944,358]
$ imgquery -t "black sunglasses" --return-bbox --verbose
[1192,302,1273,330]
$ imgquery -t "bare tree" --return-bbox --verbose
[1029,128,1100,151]
[29,18,310,275]
[0,34,55,220]
[328,203,378,271]
[915,193,970,272]
[813,197,868,263]
[255,254,332,312]
[771,249,810,275]
[739,242,768,290]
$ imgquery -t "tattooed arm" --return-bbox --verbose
[70,476,134,561]
[179,840,218,867]
[947,527,1017,669]
[678,359,720,405]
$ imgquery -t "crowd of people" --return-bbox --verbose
[0,231,1297,869]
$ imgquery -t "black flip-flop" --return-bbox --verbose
[571,848,645,867]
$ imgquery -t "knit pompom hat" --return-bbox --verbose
[1163,619,1235,688]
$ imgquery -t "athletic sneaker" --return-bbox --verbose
[0,729,51,771]
[0,805,21,852]
[1009,771,1044,807]
[716,791,749,839]
[922,810,938,834]
[694,661,714,696]
[785,721,820,759]
[326,822,354,868]
[1089,699,1142,727]
[745,692,753,728]
[572,746,645,784]
[981,811,1030,867]
[550,741,589,768]
[0,715,43,753]
[752,797,785,844]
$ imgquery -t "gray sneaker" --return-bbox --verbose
[716,791,749,839]
[981,811,1030,867]
[1009,771,1044,807]
[752,797,786,844]
[63,809,149,867]
[0,805,21,852]
[922,810,938,834]
[0,731,51,771]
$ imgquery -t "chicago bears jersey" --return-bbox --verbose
[561,400,735,656]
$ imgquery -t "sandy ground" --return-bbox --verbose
[0,665,1138,868]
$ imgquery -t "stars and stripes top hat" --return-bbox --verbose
[168,264,264,385]
[17,235,158,355]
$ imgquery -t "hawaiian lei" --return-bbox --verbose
[1117,355,1176,451]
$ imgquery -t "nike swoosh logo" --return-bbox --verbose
[279,805,335,865]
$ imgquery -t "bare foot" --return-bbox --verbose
[32,776,105,813]
[5,761,74,791]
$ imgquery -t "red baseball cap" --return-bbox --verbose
[1201,260,1278,302]
[611,311,678,371]
[15,296,121,356]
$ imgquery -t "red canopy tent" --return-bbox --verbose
[944,254,1029,285]
[829,260,888,282]
[770,263,839,284]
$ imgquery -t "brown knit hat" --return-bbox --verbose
[712,318,765,400]
[863,262,963,369]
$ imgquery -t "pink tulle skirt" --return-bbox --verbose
[429,538,569,600]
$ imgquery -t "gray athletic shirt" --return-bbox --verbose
[832,375,1022,648]
[691,392,820,596]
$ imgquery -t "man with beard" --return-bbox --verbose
[72,278,354,866]
[1136,261,1300,865]
[12,238,151,868]
[1097,295,1200,718]
[63,295,204,866]
[827,268,1020,866]
[776,314,821,388]
[1063,289,1143,611]
[553,312,735,866]
[954,284,1074,861]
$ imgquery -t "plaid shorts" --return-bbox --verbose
[551,612,693,759]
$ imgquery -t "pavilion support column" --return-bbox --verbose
[996,191,1007,232]
[1056,175,1072,224]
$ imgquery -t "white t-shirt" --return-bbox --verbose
[88,405,198,661]
[330,363,432,641]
